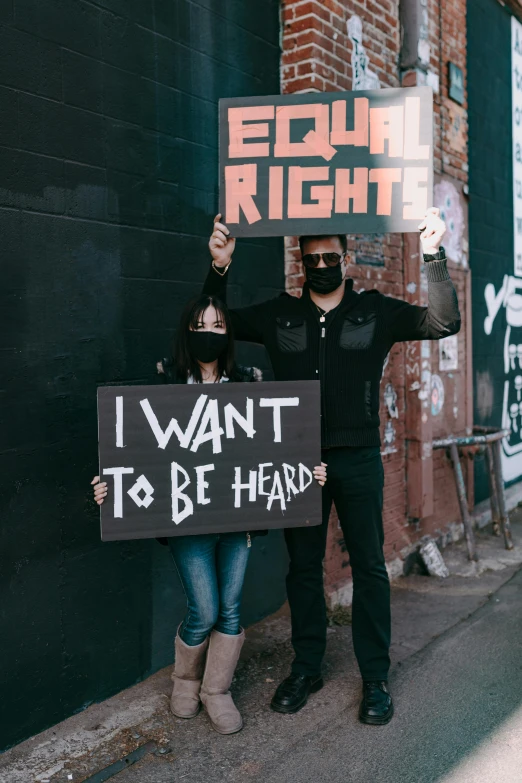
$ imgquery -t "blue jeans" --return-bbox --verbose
[168,532,251,647]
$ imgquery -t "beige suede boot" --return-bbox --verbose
[170,632,209,718]
[200,628,245,734]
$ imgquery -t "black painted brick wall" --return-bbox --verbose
[0,0,285,750]
[468,0,512,500]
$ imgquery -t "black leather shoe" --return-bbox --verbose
[359,681,394,725]
[271,673,323,714]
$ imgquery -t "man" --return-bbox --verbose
[203,208,460,724]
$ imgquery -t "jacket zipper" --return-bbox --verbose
[318,314,327,438]
[307,285,360,444]
[246,532,251,548]
[316,306,345,440]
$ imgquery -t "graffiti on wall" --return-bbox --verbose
[484,274,522,481]
[381,382,398,456]
[383,383,399,418]
[383,420,396,452]
[481,18,522,481]
[405,340,432,424]
[434,180,467,266]
[347,16,380,91]
[431,374,445,416]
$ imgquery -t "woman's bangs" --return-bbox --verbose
[188,299,227,330]
[211,302,227,327]
[187,301,210,330]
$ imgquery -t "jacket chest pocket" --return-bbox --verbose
[276,317,307,352]
[340,312,376,350]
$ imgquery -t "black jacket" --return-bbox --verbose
[203,259,460,448]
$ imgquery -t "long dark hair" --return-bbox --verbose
[174,295,236,383]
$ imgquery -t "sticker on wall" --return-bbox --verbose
[382,420,397,455]
[431,374,445,416]
[383,421,396,445]
[434,180,466,266]
[383,383,399,418]
[439,334,458,371]
[347,15,380,91]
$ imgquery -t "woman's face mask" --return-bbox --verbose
[188,304,228,362]
[188,331,228,363]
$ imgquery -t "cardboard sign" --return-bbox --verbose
[98,381,322,541]
[219,87,433,237]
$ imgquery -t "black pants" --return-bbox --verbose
[284,446,391,681]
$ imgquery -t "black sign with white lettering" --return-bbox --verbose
[97,381,322,541]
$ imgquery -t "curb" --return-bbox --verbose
[327,480,522,610]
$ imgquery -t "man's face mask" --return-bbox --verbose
[303,252,345,294]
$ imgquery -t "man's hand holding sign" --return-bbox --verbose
[210,207,447,268]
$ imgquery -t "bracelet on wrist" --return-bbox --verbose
[212,260,231,276]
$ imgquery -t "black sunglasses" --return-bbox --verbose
[302,252,344,269]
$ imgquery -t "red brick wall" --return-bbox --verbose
[426,0,471,537]
[282,0,400,94]
[280,0,470,600]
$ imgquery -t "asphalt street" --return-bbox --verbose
[102,566,522,783]
[4,526,522,783]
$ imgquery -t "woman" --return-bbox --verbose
[92,295,327,735]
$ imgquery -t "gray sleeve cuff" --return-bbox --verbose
[424,259,450,282]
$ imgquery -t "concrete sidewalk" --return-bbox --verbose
[3,514,522,783]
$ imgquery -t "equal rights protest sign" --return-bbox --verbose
[219,86,433,237]
[97,381,322,541]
